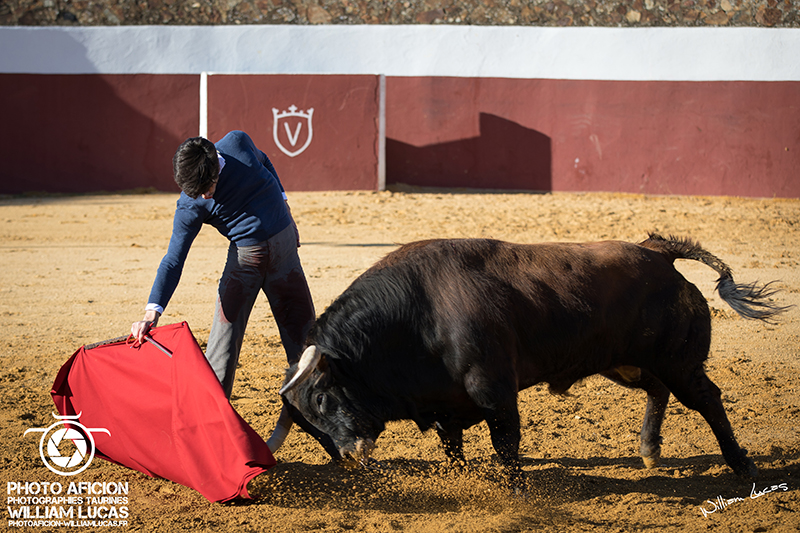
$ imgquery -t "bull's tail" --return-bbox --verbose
[640,233,791,323]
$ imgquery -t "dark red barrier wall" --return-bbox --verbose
[386,77,800,198]
[208,74,381,191]
[2,74,797,198]
[1,74,198,194]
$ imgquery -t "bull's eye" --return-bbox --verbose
[316,393,326,412]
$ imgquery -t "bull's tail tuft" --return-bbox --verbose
[716,278,789,322]
[641,232,792,323]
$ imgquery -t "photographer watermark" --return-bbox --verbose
[23,413,110,476]
[7,480,129,527]
[700,482,789,518]
[7,413,131,528]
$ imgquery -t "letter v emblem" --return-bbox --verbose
[284,122,302,147]
[272,107,314,158]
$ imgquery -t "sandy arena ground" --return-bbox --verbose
[1,189,799,532]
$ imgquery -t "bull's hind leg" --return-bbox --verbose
[602,368,670,469]
[659,366,757,478]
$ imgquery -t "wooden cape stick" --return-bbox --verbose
[83,334,173,358]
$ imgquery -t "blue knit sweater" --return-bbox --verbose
[148,131,291,310]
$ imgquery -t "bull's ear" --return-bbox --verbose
[280,345,322,395]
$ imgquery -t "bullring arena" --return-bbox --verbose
[1,188,798,531]
[2,14,800,533]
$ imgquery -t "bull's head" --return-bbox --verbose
[267,346,383,466]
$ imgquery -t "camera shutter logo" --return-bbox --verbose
[24,413,110,476]
[272,105,314,158]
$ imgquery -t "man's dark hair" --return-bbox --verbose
[173,137,219,199]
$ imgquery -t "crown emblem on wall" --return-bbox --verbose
[273,105,313,120]
[272,105,315,158]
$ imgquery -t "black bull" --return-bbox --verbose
[268,235,788,486]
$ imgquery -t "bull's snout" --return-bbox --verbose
[338,438,376,468]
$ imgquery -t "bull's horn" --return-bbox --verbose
[279,345,322,395]
[265,404,293,453]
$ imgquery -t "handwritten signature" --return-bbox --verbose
[699,482,789,518]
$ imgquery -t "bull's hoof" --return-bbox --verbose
[504,469,527,497]
[446,457,468,471]
[509,478,528,499]
[642,450,661,469]
[732,453,758,479]
[360,457,388,471]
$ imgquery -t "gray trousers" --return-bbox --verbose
[205,224,315,398]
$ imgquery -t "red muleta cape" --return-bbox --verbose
[51,321,276,502]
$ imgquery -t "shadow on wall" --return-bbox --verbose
[386,113,552,192]
[0,74,197,194]
[0,31,198,194]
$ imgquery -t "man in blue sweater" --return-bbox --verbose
[131,131,316,399]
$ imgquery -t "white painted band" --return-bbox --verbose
[3,26,799,81]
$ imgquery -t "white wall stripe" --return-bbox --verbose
[199,71,208,139]
[3,25,800,81]
[377,73,386,192]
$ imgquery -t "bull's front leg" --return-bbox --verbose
[483,404,526,494]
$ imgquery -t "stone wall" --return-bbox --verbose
[2,0,797,27]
